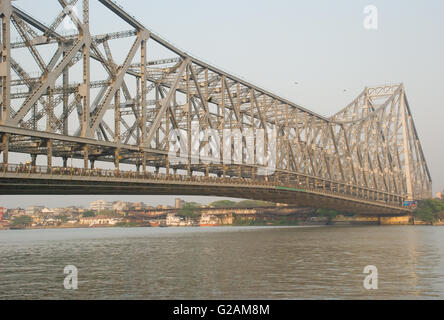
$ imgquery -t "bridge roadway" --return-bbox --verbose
[0,163,410,215]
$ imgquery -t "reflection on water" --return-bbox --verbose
[0,226,443,299]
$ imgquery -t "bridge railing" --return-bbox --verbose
[0,163,405,208]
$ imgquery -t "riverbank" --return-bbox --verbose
[1,218,443,230]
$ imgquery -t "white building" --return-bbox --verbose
[166,213,182,226]
[175,198,185,209]
[79,216,120,226]
[112,201,129,212]
[199,214,221,226]
[25,206,44,216]
[132,202,147,210]
[41,208,55,215]
[165,213,194,226]
[89,200,112,212]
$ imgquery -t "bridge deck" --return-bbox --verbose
[0,163,410,215]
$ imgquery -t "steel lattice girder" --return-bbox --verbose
[0,0,432,202]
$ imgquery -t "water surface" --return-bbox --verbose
[0,226,443,299]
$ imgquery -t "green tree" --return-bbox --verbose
[210,200,237,208]
[414,199,444,223]
[317,208,346,219]
[97,210,119,217]
[436,211,444,221]
[82,211,96,217]
[55,214,68,223]
[12,215,33,228]
[178,202,201,218]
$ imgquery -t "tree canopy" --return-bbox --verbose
[414,199,444,223]
[12,215,33,227]
[210,200,237,208]
[178,202,202,218]
[55,214,68,223]
[317,208,346,218]
[82,211,96,217]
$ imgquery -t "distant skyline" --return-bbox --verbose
[1,195,244,209]
[1,0,443,208]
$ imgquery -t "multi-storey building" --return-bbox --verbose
[112,201,129,212]
[175,198,185,209]
[89,200,112,212]
[25,206,44,216]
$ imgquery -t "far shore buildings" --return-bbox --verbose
[79,215,121,226]
[89,200,112,212]
[24,206,84,217]
[91,200,168,213]
[175,198,185,209]
[25,206,45,216]
[435,191,443,200]
[132,202,147,210]
[41,208,55,215]
[112,201,129,212]
[166,213,194,226]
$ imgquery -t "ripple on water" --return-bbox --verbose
[0,226,443,299]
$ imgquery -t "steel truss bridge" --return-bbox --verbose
[0,0,432,215]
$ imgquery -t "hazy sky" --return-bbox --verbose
[1,0,443,208]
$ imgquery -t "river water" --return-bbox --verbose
[0,226,443,299]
